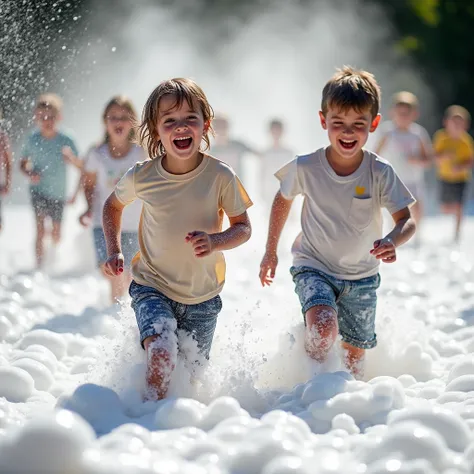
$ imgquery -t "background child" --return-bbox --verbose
[375,92,432,243]
[79,96,146,304]
[0,106,12,232]
[259,67,416,379]
[433,105,474,243]
[102,78,253,400]
[211,113,255,184]
[20,93,79,268]
[260,118,294,207]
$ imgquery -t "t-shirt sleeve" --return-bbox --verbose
[220,174,253,217]
[379,163,416,214]
[68,137,80,156]
[465,134,474,157]
[418,126,433,155]
[274,158,302,199]
[84,148,99,173]
[432,130,445,154]
[114,165,137,205]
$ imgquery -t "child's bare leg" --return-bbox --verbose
[454,203,463,242]
[35,215,46,267]
[143,334,177,400]
[304,305,338,362]
[51,220,62,245]
[342,342,365,379]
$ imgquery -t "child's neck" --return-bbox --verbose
[326,146,364,176]
[162,152,203,175]
[40,129,58,139]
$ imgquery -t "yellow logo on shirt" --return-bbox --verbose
[355,186,366,196]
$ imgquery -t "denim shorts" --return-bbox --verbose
[290,266,381,349]
[129,280,222,359]
[93,227,139,267]
[30,189,64,222]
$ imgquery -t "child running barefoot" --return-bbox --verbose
[78,96,146,304]
[102,78,253,400]
[375,92,432,244]
[20,94,79,268]
[433,105,474,243]
[259,67,416,379]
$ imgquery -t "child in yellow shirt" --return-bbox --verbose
[433,105,474,242]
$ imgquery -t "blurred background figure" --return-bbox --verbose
[19,93,79,268]
[79,96,146,304]
[0,105,12,233]
[433,105,474,243]
[211,114,256,184]
[375,92,432,245]
[260,118,294,207]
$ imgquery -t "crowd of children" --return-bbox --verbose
[0,67,473,399]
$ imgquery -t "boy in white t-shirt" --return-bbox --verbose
[375,92,432,240]
[259,67,416,378]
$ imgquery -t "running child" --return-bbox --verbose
[102,78,253,399]
[375,92,432,241]
[259,67,416,378]
[433,105,474,243]
[0,106,12,232]
[260,118,294,206]
[20,93,79,267]
[79,96,146,304]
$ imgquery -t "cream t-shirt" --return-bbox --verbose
[276,148,415,280]
[115,154,253,304]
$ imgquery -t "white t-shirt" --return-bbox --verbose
[261,146,294,200]
[376,121,432,184]
[276,148,415,280]
[84,143,146,232]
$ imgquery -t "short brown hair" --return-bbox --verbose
[138,78,214,158]
[35,93,63,114]
[445,105,471,124]
[392,91,419,109]
[102,95,138,143]
[321,66,381,118]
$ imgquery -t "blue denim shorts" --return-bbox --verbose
[290,266,381,349]
[129,280,222,359]
[93,227,139,267]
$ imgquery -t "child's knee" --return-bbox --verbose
[305,305,338,340]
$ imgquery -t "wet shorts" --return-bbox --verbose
[30,189,64,222]
[93,227,138,267]
[129,280,222,358]
[438,180,468,205]
[290,266,381,349]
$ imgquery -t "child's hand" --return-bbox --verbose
[29,172,41,184]
[186,231,214,258]
[79,209,92,227]
[370,237,396,263]
[259,251,278,286]
[103,253,124,276]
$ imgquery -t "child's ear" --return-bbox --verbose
[370,114,381,132]
[319,111,327,130]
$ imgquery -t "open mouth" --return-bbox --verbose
[339,139,357,150]
[173,136,193,150]
[114,127,124,135]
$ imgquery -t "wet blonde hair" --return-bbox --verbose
[138,78,214,158]
[102,95,138,143]
[321,66,381,119]
[35,93,63,114]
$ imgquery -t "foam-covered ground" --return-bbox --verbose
[1,203,474,473]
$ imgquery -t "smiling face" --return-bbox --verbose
[156,94,209,162]
[35,106,60,134]
[320,107,380,160]
[391,104,417,130]
[104,104,133,143]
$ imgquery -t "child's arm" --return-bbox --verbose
[0,140,12,195]
[62,146,83,170]
[186,211,251,257]
[102,192,127,276]
[68,173,83,204]
[79,171,97,226]
[259,191,293,286]
[19,158,41,184]
[370,207,415,263]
